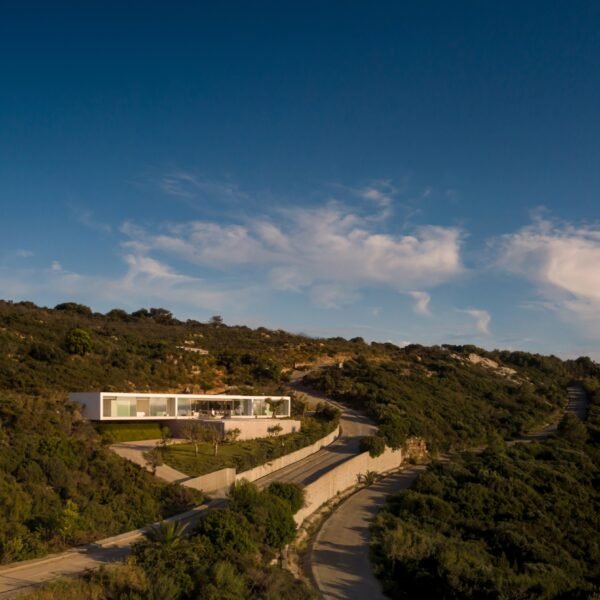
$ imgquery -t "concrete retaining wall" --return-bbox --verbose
[182,425,340,494]
[294,446,404,524]
[183,467,236,493]
[235,426,340,483]
[168,418,302,441]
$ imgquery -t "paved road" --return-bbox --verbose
[0,502,223,598]
[309,385,589,600]
[255,384,375,489]
[310,466,428,600]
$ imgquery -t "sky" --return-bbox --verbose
[1,1,599,358]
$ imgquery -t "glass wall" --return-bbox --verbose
[105,396,136,417]
[252,398,272,417]
[148,396,176,417]
[177,397,192,416]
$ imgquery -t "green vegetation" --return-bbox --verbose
[3,297,599,600]
[163,413,338,476]
[0,299,375,396]
[25,481,311,600]
[0,393,202,564]
[370,376,600,600]
[0,299,350,565]
[360,435,386,457]
[306,347,579,452]
[96,421,165,442]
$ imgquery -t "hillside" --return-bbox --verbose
[370,382,600,599]
[0,299,375,396]
[0,299,597,569]
[304,345,594,452]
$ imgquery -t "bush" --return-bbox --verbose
[359,435,386,457]
[266,482,305,514]
[64,328,92,355]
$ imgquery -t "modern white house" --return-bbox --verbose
[70,392,292,421]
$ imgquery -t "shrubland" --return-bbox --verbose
[370,382,600,599]
[305,346,590,452]
[24,481,313,600]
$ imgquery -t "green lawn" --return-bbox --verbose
[163,417,336,476]
[96,421,166,442]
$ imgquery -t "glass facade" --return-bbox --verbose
[99,394,289,419]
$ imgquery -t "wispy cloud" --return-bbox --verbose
[121,200,464,308]
[0,255,247,315]
[160,171,247,203]
[459,308,492,335]
[15,249,34,258]
[406,290,431,315]
[70,206,112,234]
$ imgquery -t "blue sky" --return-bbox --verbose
[1,1,599,358]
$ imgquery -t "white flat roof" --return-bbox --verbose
[73,392,290,399]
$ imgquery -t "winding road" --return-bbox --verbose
[308,385,589,600]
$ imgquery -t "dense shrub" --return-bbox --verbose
[266,482,305,514]
[0,393,202,563]
[359,435,386,457]
[371,389,600,599]
[306,350,578,452]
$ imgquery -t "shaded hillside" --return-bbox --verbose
[0,299,373,396]
[370,381,600,599]
[305,345,595,452]
[0,392,202,563]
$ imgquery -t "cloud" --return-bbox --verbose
[0,254,244,315]
[71,206,112,234]
[122,202,464,308]
[406,291,431,315]
[160,171,246,203]
[459,308,491,335]
[15,249,34,258]
[497,216,600,335]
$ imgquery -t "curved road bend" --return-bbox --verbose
[309,385,589,600]
[255,384,375,489]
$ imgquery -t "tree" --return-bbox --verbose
[265,398,283,417]
[143,446,164,475]
[266,482,305,514]
[359,435,386,457]
[200,425,224,457]
[209,315,224,326]
[55,302,93,316]
[225,428,241,443]
[158,426,173,453]
[194,509,257,555]
[64,327,92,355]
[181,422,204,457]
[267,424,283,438]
